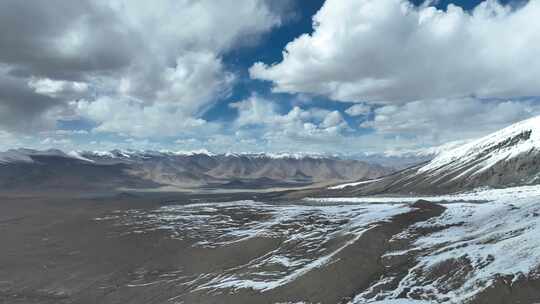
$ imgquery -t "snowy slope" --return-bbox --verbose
[327,115,540,195]
[348,185,540,303]
[419,115,540,176]
[305,185,540,302]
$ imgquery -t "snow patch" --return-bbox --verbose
[328,178,383,189]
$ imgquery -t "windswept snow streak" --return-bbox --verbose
[101,201,411,292]
[196,202,408,292]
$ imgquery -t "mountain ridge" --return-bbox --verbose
[321,115,540,196]
[0,149,391,192]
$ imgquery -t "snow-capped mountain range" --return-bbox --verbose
[0,146,450,170]
[2,115,539,194]
[0,149,390,191]
[0,149,356,165]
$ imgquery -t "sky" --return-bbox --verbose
[0,0,539,155]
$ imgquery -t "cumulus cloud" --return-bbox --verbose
[345,104,371,116]
[104,0,281,113]
[75,97,219,138]
[229,95,279,126]
[225,96,538,154]
[0,1,134,79]
[28,78,89,99]
[0,69,63,132]
[2,0,539,154]
[251,0,540,103]
[0,0,282,136]
[231,95,350,145]
[362,97,540,144]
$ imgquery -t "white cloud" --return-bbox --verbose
[230,95,350,146]
[107,0,282,55]
[0,0,283,137]
[345,104,371,116]
[104,0,281,112]
[40,137,72,146]
[321,111,345,129]
[28,78,88,98]
[152,51,234,115]
[230,95,278,126]
[3,0,540,155]
[362,97,540,144]
[73,0,283,138]
[75,97,217,138]
[251,0,540,103]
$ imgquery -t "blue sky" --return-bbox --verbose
[0,0,539,154]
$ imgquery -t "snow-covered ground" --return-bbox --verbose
[372,196,540,303]
[102,200,413,293]
[313,185,540,303]
[99,185,540,303]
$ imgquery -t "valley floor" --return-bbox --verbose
[1,186,540,303]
